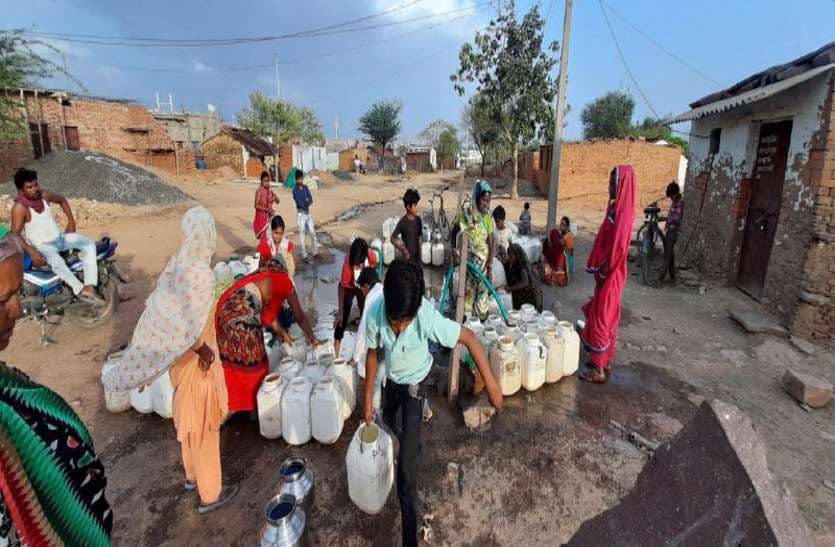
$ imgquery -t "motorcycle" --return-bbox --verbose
[21,237,127,340]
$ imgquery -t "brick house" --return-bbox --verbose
[0,88,186,181]
[201,126,274,178]
[405,145,437,172]
[670,41,835,342]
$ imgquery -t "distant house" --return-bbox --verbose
[670,41,835,342]
[201,126,274,178]
[151,110,221,153]
[405,145,437,172]
[0,87,186,181]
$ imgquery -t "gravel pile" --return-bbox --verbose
[11,151,188,205]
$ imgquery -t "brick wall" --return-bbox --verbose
[0,138,33,182]
[202,133,244,175]
[0,90,184,179]
[792,76,835,342]
[530,139,682,213]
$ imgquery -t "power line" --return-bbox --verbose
[600,0,723,88]
[20,2,488,48]
[61,14,470,75]
[598,0,659,118]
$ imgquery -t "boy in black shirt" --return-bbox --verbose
[391,188,423,265]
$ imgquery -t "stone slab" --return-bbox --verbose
[790,336,816,356]
[729,309,787,336]
[565,399,811,546]
[461,394,496,431]
[783,369,833,409]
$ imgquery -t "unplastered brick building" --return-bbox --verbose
[671,41,835,343]
[0,88,188,181]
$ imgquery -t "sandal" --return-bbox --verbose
[579,366,608,384]
[198,484,239,514]
[184,480,197,492]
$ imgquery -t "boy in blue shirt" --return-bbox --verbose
[363,259,502,547]
[291,170,318,262]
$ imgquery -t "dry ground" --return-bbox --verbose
[3,170,833,546]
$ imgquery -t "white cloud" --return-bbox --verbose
[192,61,215,73]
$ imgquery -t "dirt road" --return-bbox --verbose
[4,171,833,545]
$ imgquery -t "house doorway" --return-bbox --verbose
[737,120,793,299]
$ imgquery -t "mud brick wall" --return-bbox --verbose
[0,92,182,178]
[202,133,244,174]
[793,76,835,341]
[0,139,34,182]
[679,73,834,342]
[530,140,682,214]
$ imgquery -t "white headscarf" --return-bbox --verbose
[102,206,217,391]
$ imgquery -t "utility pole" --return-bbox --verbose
[275,53,281,99]
[546,0,573,232]
[334,115,339,140]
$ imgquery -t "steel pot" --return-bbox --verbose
[278,458,314,515]
[261,493,307,547]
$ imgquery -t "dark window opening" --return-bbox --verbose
[709,128,721,155]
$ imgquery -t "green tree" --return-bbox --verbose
[452,1,559,198]
[437,128,460,169]
[418,119,455,147]
[236,92,324,145]
[0,30,77,139]
[461,94,499,177]
[580,91,635,139]
[631,116,688,153]
[358,100,402,156]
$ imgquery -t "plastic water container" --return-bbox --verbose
[130,385,153,414]
[421,241,432,265]
[508,310,522,325]
[498,290,513,313]
[383,240,396,265]
[278,357,302,380]
[311,376,345,445]
[213,261,232,284]
[540,326,565,384]
[558,321,580,376]
[487,314,503,331]
[491,257,507,289]
[283,342,308,365]
[337,331,357,362]
[481,325,499,355]
[465,316,483,337]
[243,254,259,273]
[346,423,394,515]
[517,333,546,392]
[538,311,557,330]
[431,242,445,266]
[502,322,522,343]
[264,333,282,373]
[301,361,327,382]
[490,336,521,396]
[150,371,175,419]
[487,297,500,317]
[331,358,356,418]
[282,377,313,445]
[228,260,248,278]
[520,304,537,323]
[257,373,287,440]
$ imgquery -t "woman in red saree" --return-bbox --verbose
[253,171,279,243]
[579,165,636,383]
[215,262,318,413]
[542,227,569,286]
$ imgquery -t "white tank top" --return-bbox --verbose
[24,200,62,246]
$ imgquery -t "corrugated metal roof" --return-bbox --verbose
[669,63,835,124]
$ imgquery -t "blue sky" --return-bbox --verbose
[5,0,835,142]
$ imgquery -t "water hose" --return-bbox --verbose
[438,260,510,322]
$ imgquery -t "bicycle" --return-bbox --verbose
[431,191,450,240]
[635,200,666,287]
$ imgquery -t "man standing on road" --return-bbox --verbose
[11,168,102,304]
[292,170,318,263]
[662,181,684,283]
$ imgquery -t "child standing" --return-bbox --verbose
[363,260,503,547]
[492,205,511,262]
[519,202,532,235]
[292,170,318,262]
[334,238,378,356]
[391,189,423,265]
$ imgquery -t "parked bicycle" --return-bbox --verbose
[635,200,666,286]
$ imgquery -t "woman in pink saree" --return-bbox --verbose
[579,165,636,383]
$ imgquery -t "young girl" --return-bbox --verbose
[258,215,295,275]
[334,237,378,355]
[505,243,543,311]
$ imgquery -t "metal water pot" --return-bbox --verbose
[278,458,314,515]
[260,494,307,547]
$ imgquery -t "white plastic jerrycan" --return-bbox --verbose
[130,384,153,414]
[257,373,287,440]
[331,358,357,419]
[540,326,566,384]
[421,240,432,265]
[489,336,521,396]
[311,376,345,445]
[346,422,394,515]
[517,333,546,392]
[558,321,580,377]
[278,357,302,380]
[150,371,175,419]
[281,377,313,445]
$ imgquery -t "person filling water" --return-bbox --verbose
[362,259,503,547]
[351,267,386,408]
[334,238,378,357]
[454,180,494,320]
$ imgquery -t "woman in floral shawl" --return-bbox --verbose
[455,180,494,319]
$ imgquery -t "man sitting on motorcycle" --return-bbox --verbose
[11,168,102,304]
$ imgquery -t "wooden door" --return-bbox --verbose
[737,120,792,299]
[65,126,80,150]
